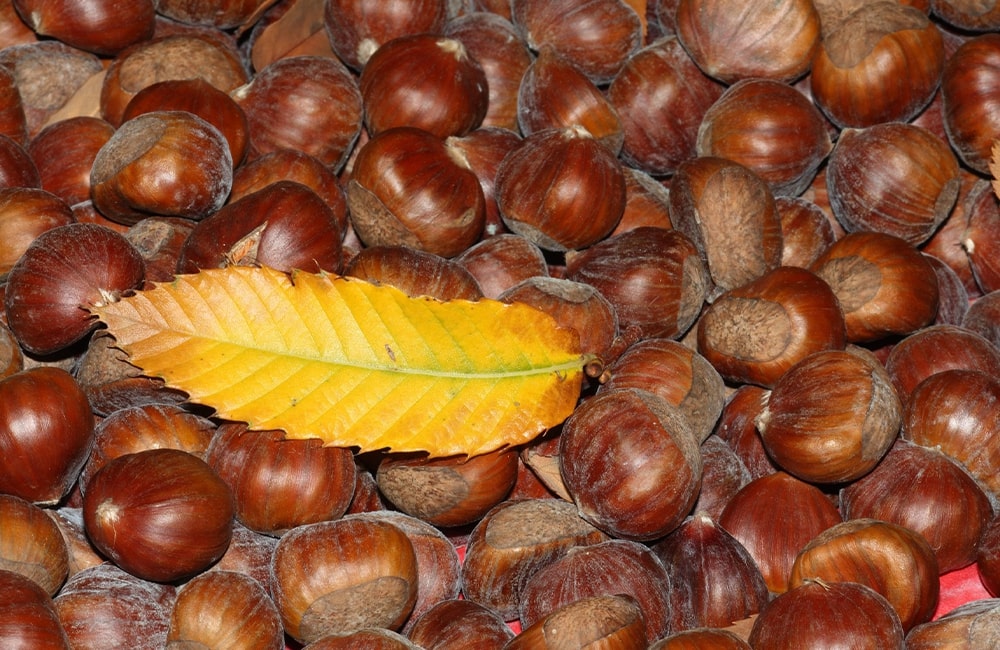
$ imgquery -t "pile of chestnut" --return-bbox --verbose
[4,0,1000,647]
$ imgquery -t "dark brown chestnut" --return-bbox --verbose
[0,186,74,277]
[28,116,114,207]
[0,568,70,647]
[941,33,1000,175]
[345,245,484,301]
[12,0,155,56]
[322,0,447,71]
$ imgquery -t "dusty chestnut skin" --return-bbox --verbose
[756,347,902,484]
[788,518,940,631]
[696,77,833,196]
[697,266,847,388]
[495,125,626,252]
[90,110,233,226]
[122,77,250,167]
[810,231,940,344]
[826,122,960,246]
[304,629,421,649]
[406,598,514,649]
[444,11,534,132]
[692,436,753,522]
[165,570,285,650]
[675,0,820,83]
[206,521,278,594]
[100,33,249,127]
[234,55,363,171]
[347,126,486,258]
[83,448,236,583]
[810,3,944,128]
[0,493,70,595]
[902,368,1000,498]
[322,0,448,71]
[28,116,114,207]
[963,289,1000,347]
[564,226,710,341]
[376,449,518,529]
[12,0,155,56]
[0,568,70,648]
[516,45,624,154]
[207,422,356,537]
[4,222,146,355]
[155,0,268,30]
[941,33,1000,175]
[650,628,752,649]
[509,593,648,650]
[510,0,643,85]
[270,517,419,644]
[124,216,196,283]
[345,245,484,301]
[668,156,784,300]
[719,471,843,595]
[776,196,837,269]
[651,513,769,631]
[0,186,74,277]
[607,36,726,177]
[460,498,609,621]
[518,538,675,640]
[0,367,94,506]
[360,34,489,139]
[748,580,905,649]
[841,438,994,574]
[884,324,1000,402]
[179,180,344,275]
[906,599,1000,649]
[54,562,176,650]
[559,388,703,542]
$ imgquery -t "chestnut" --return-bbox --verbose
[443,126,523,238]
[675,0,820,83]
[4,222,145,355]
[941,33,1000,175]
[0,186,74,277]
[345,245,484,301]
[82,448,235,583]
[650,628,752,649]
[234,55,363,171]
[154,0,269,30]
[509,593,648,649]
[270,517,419,643]
[27,116,115,207]
[495,125,626,252]
[978,515,1000,597]
[455,233,548,299]
[347,126,486,258]
[0,568,70,647]
[960,178,1000,295]
[0,367,95,506]
[906,599,1000,648]
[696,77,832,197]
[559,388,703,542]
[884,324,1000,402]
[696,266,847,388]
[360,33,489,139]
[692,436,753,522]
[826,122,960,246]
[776,196,837,269]
[406,598,514,649]
[0,133,41,190]
[612,167,675,236]
[322,0,447,71]
[206,423,357,537]
[0,65,27,146]
[0,493,69,595]
[510,0,644,85]
[12,0,155,56]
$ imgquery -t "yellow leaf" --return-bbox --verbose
[91,266,589,457]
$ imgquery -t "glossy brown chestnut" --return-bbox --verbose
[810,3,944,128]
[0,568,70,648]
[347,126,486,258]
[234,55,363,171]
[455,233,548,299]
[719,471,843,594]
[121,77,250,167]
[82,448,235,583]
[675,0,820,83]
[360,33,488,139]
[906,599,1000,649]
[100,33,249,127]
[668,156,783,300]
[444,126,522,238]
[270,517,419,643]
[809,231,940,343]
[495,125,626,252]
[692,436,753,522]
[406,598,514,649]
[345,245,484,301]
[444,11,534,132]
[90,110,233,225]
[776,196,837,269]
[941,33,1000,175]
[178,180,344,275]
[788,518,940,631]
[28,116,114,207]
[607,36,725,177]
[4,222,145,355]
[884,324,1000,402]
[960,178,1000,295]
[0,186,74,277]
[509,593,648,649]
[560,388,703,542]
[154,0,267,30]
[0,65,28,146]
[977,515,1000,597]
[12,0,155,56]
[748,580,905,648]
[612,167,674,235]
[0,367,94,506]
[206,423,356,537]
[322,0,448,70]
[510,0,643,84]
[564,226,709,341]
[696,78,832,196]
[826,122,960,246]
[0,133,40,190]
[0,493,70,595]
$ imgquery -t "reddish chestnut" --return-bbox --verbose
[12,0,155,56]
[0,186,74,277]
[0,568,70,648]
[0,493,70,595]
[322,0,447,70]
[28,116,114,207]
